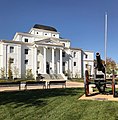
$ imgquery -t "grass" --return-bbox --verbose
[0,79,35,83]
[1,88,118,120]
[69,78,84,82]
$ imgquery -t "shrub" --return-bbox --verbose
[8,58,13,79]
[0,67,5,78]
[25,69,34,79]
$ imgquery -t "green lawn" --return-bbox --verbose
[69,78,84,82]
[0,88,118,120]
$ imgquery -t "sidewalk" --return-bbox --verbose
[66,81,84,88]
[79,93,118,101]
[0,81,84,92]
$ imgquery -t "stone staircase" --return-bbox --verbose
[41,74,65,80]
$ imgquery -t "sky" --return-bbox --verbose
[0,0,118,62]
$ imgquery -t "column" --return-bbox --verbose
[57,61,59,74]
[5,45,8,78]
[69,54,72,79]
[34,47,37,78]
[17,45,21,78]
[69,51,72,72]
[60,49,62,73]
[51,48,54,74]
[43,47,46,73]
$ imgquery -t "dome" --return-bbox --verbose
[33,24,57,32]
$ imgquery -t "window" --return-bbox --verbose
[53,34,55,37]
[62,51,65,57]
[63,62,65,66]
[74,52,76,57]
[25,49,28,54]
[45,33,47,35]
[74,62,76,66]
[37,50,40,55]
[10,46,14,53]
[25,60,28,64]
[86,64,88,68]
[63,43,65,47]
[37,61,40,69]
[54,51,56,56]
[85,55,88,59]
[10,58,14,64]
[24,38,28,42]
[37,32,38,34]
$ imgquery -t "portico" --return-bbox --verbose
[36,45,63,76]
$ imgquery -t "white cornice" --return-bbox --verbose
[13,32,61,41]
[29,28,60,34]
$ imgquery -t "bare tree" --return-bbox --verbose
[0,67,5,78]
[14,66,19,78]
[8,58,13,79]
[25,69,34,79]
[106,57,116,74]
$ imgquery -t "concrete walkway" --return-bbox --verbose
[1,81,118,102]
[0,81,84,92]
[79,93,118,101]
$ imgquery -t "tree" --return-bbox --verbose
[8,58,13,79]
[106,57,116,74]
[13,66,19,78]
[0,67,5,78]
[25,69,34,79]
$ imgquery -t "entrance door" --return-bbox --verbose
[46,62,50,74]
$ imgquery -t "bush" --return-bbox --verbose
[0,67,5,78]
[25,69,34,79]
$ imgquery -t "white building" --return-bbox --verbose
[0,24,94,80]
[83,51,94,76]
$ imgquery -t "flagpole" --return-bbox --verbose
[104,12,108,86]
[105,12,108,65]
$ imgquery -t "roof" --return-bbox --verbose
[33,24,57,32]
[84,50,94,53]
[0,39,63,48]
[70,47,82,51]
[0,40,33,46]
[60,39,71,42]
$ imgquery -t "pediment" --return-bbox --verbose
[34,38,63,46]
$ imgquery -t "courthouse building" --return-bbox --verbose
[0,24,94,80]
